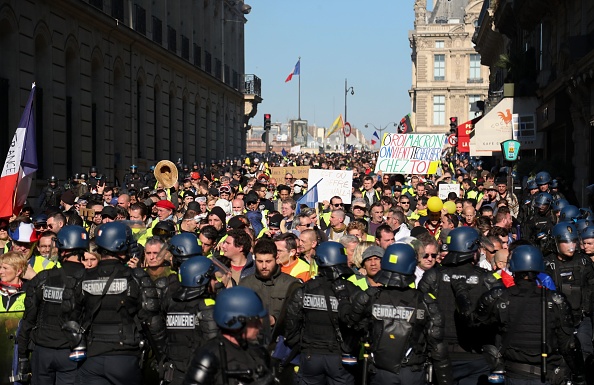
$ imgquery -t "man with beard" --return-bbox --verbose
[239,239,301,331]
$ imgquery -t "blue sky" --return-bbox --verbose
[244,0,430,141]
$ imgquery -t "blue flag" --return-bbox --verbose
[281,148,287,157]
[373,131,380,140]
[296,178,322,215]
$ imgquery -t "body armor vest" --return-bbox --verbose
[368,287,427,373]
[437,263,495,352]
[33,263,84,349]
[166,297,215,370]
[81,261,142,356]
[545,254,587,322]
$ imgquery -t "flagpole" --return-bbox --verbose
[298,56,301,120]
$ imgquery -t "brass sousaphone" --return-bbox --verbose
[154,160,178,189]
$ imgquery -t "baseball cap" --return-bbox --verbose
[268,213,283,229]
[362,245,384,262]
[483,181,496,190]
[101,206,118,219]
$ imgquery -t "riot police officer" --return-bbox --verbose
[164,256,218,385]
[61,222,167,385]
[183,286,274,385]
[545,223,590,360]
[552,198,570,224]
[37,176,64,210]
[523,192,555,246]
[284,241,363,385]
[535,171,552,193]
[123,165,145,191]
[347,243,452,385]
[418,226,501,384]
[17,225,88,384]
[464,245,585,385]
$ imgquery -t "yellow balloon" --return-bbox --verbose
[443,200,456,214]
[427,196,444,213]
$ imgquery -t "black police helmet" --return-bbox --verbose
[534,192,553,209]
[153,220,177,239]
[213,286,267,330]
[49,176,57,183]
[535,171,551,186]
[55,225,90,250]
[580,226,594,241]
[95,222,130,253]
[559,205,581,223]
[374,243,417,288]
[575,219,591,234]
[442,227,480,265]
[526,179,538,190]
[580,208,594,220]
[90,166,98,173]
[315,241,348,267]
[552,223,579,244]
[179,256,215,288]
[169,233,203,258]
[508,245,545,273]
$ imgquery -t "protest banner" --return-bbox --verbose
[374,133,445,175]
[269,166,310,182]
[438,183,460,200]
[308,169,353,204]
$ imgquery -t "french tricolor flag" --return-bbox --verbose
[0,84,38,219]
[285,59,300,83]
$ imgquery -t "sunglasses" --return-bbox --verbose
[333,203,343,207]
[423,253,438,259]
[400,201,410,205]
[34,223,48,230]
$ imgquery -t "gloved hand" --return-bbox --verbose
[127,241,143,262]
[331,280,350,302]
[450,275,469,294]
[152,357,174,382]
[17,358,31,383]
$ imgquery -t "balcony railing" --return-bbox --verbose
[467,78,484,83]
[243,74,261,97]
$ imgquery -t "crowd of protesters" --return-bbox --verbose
[0,149,592,385]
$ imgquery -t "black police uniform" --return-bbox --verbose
[62,259,166,385]
[37,183,64,210]
[183,335,272,385]
[471,280,585,384]
[123,171,145,191]
[18,262,85,385]
[163,287,218,385]
[349,286,452,385]
[284,275,362,385]
[418,262,501,385]
[523,209,556,245]
[544,253,591,356]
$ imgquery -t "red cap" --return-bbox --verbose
[155,200,176,211]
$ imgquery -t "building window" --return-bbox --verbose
[517,115,535,139]
[434,54,445,81]
[152,17,162,45]
[469,95,481,117]
[469,54,481,81]
[435,40,444,49]
[134,5,146,35]
[111,0,124,20]
[433,95,445,126]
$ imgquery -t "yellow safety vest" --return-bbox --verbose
[0,292,26,312]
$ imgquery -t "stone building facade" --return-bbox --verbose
[409,0,489,133]
[474,0,594,206]
[0,0,259,187]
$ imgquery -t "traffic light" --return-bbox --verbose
[449,116,458,135]
[264,113,271,130]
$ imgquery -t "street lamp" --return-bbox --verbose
[365,122,397,146]
[344,78,354,152]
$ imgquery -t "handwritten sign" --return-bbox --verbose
[438,183,460,200]
[308,169,353,204]
[375,133,445,175]
[269,166,310,182]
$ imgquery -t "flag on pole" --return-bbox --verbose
[295,178,322,215]
[325,114,344,138]
[371,139,377,146]
[0,84,38,218]
[397,113,414,134]
[285,59,301,83]
[373,131,380,140]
